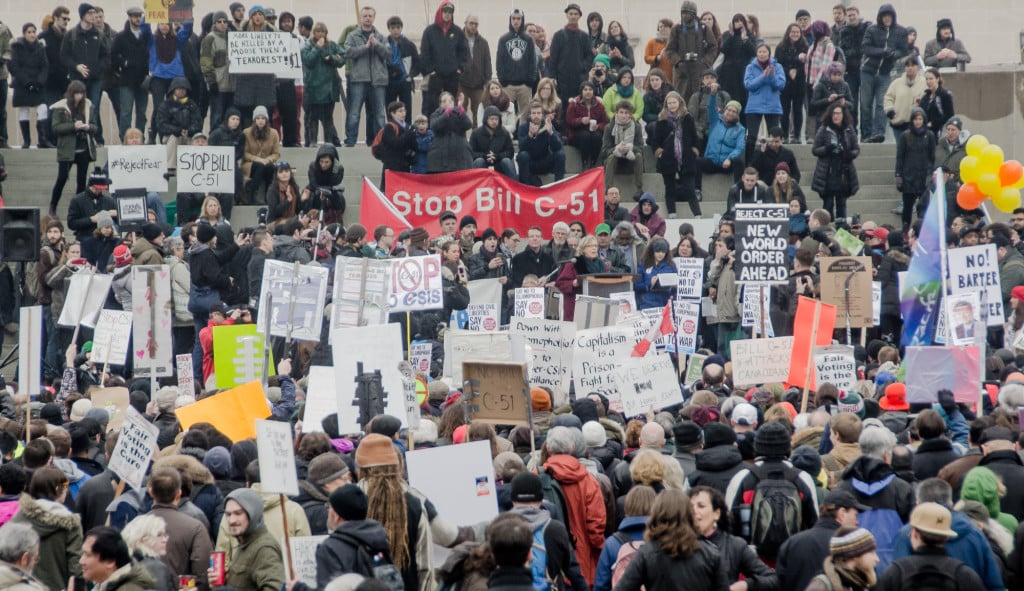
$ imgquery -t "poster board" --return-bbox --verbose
[331,256,390,330]
[813,345,857,393]
[114,190,148,233]
[947,244,1004,326]
[573,325,635,411]
[731,337,796,387]
[176,146,236,194]
[406,441,498,526]
[300,366,338,434]
[611,353,684,417]
[89,310,132,366]
[107,407,160,491]
[945,292,986,347]
[90,387,131,433]
[331,324,406,434]
[574,295,621,328]
[674,257,704,300]
[513,287,546,318]
[107,145,167,192]
[462,361,530,426]
[904,346,981,405]
[18,307,42,395]
[257,260,329,342]
[398,362,421,430]
[387,255,444,313]
[410,342,434,375]
[131,265,174,378]
[509,317,576,401]
[787,297,838,390]
[819,256,874,328]
[256,420,299,496]
[734,204,789,284]
[285,536,327,586]
[213,324,275,389]
[443,330,523,387]
[674,299,701,355]
[453,279,502,330]
[228,31,303,79]
[175,381,271,441]
[57,273,112,328]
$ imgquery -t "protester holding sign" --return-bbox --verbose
[233,8,279,129]
[635,238,677,310]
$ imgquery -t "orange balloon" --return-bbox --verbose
[1000,160,1024,187]
[957,183,986,210]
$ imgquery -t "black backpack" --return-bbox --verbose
[332,532,406,591]
[889,558,960,591]
[745,463,803,560]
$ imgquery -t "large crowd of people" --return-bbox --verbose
[0,3,1019,591]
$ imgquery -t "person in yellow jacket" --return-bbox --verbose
[601,68,644,121]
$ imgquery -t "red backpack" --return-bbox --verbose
[371,122,399,159]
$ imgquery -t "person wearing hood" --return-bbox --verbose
[9,468,84,591]
[894,106,935,230]
[975,426,1024,522]
[470,106,516,179]
[665,1,719,100]
[300,21,343,146]
[221,488,284,591]
[419,0,468,115]
[497,9,538,112]
[809,62,853,127]
[629,193,666,239]
[924,19,970,69]
[688,422,744,490]
[860,4,909,143]
[109,8,150,142]
[200,11,234,130]
[301,145,346,220]
[10,22,53,150]
[601,99,645,201]
[743,42,786,161]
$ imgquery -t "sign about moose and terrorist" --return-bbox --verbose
[228,32,303,78]
[176,146,236,194]
[734,204,789,284]
[947,244,1004,326]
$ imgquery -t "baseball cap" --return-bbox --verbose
[510,472,543,503]
[823,490,870,512]
[731,402,758,426]
[595,223,611,235]
[910,502,958,538]
[864,227,889,242]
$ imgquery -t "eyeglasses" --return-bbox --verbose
[216,19,227,23]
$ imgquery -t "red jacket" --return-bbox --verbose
[564,97,609,143]
[543,454,606,585]
[198,317,236,383]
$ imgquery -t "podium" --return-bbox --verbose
[582,274,636,298]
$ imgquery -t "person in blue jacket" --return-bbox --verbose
[146,21,193,144]
[593,485,653,591]
[742,41,786,161]
[696,93,745,196]
[635,237,677,310]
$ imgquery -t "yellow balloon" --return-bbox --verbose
[966,134,989,158]
[960,155,981,184]
[993,187,1023,213]
[1013,175,1024,190]
[977,173,1001,196]
[980,144,1005,175]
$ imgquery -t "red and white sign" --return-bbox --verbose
[388,255,444,313]
[674,300,701,355]
[361,168,605,238]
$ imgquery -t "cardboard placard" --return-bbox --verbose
[301,366,338,434]
[285,536,327,586]
[91,310,133,366]
[674,300,701,355]
[684,353,707,385]
[573,325,635,411]
[107,145,167,192]
[90,387,131,433]
[131,266,174,377]
[175,381,271,442]
[331,257,390,330]
[228,31,303,78]
[611,353,684,417]
[819,256,874,328]
[513,287,546,318]
[387,255,445,313]
[176,354,195,397]
[462,361,529,426]
[257,261,329,342]
[406,440,498,527]
[213,324,275,389]
[57,273,112,328]
[18,307,42,395]
[256,419,299,496]
[905,346,981,405]
[509,317,576,403]
[331,324,406,434]
[107,407,160,490]
[176,146,236,194]
[813,345,857,394]
[674,257,704,300]
[948,244,1004,326]
[734,204,789,284]
[731,337,796,387]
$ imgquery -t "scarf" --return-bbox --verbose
[911,123,927,136]
[826,556,875,591]
[616,81,634,98]
[566,23,580,32]
[584,256,605,274]
[667,113,683,167]
[655,31,668,43]
[489,91,511,112]
[155,30,177,64]
[612,118,635,151]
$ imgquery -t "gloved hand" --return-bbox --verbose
[896,177,903,190]
[811,229,831,244]
[886,110,896,120]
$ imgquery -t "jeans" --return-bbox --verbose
[821,193,849,221]
[117,85,149,141]
[84,78,104,142]
[472,157,517,179]
[346,82,385,146]
[780,84,804,141]
[423,72,460,115]
[516,150,565,185]
[386,80,414,125]
[662,171,700,216]
[859,70,890,139]
[209,91,234,130]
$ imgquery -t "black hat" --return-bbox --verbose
[481,228,498,242]
[754,421,792,458]
[946,116,963,130]
[673,421,702,449]
[329,483,369,521]
[510,472,544,503]
[823,490,871,512]
[196,224,217,243]
[795,9,811,19]
[439,210,457,223]
[79,3,95,19]
[142,223,163,242]
[209,301,228,317]
[790,444,821,476]
[564,3,581,14]
[459,215,478,231]
[40,403,63,426]
[702,422,737,448]
[702,68,718,79]
[937,18,953,30]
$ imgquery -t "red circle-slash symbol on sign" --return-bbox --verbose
[529,301,543,315]
[483,318,497,331]
[397,260,422,291]
[683,319,696,334]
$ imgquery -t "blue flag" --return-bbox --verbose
[900,171,947,346]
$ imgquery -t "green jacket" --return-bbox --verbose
[9,494,83,591]
[99,562,157,591]
[224,525,285,591]
[1000,247,1024,308]
[50,98,97,163]
[960,466,1018,535]
[601,85,644,121]
[301,40,344,104]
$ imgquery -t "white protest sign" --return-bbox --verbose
[452,278,502,329]
[946,293,987,347]
[730,337,795,387]
[91,310,133,365]
[18,307,42,395]
[510,317,576,404]
[388,255,444,313]
[741,284,774,337]
[332,324,407,434]
[131,265,173,378]
[399,361,421,430]
[410,342,434,375]
[228,31,303,78]
[947,244,1004,326]
[107,145,167,192]
[674,300,701,355]
[406,440,498,526]
[301,366,338,433]
[573,325,634,411]
[331,257,390,331]
[734,204,789,284]
[813,345,857,393]
[513,287,546,318]
[466,303,500,331]
[258,260,329,342]
[176,354,195,397]
[57,273,112,328]
[609,291,636,315]
[612,353,683,416]
[107,407,159,490]
[443,330,524,387]
[872,281,881,325]
[256,419,299,496]
[674,257,704,300]
[285,536,327,586]
[176,145,236,193]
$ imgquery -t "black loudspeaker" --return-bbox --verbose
[0,208,41,263]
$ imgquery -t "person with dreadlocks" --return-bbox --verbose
[355,433,462,591]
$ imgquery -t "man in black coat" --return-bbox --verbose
[977,426,1024,521]
[292,454,352,535]
[60,3,109,139]
[687,422,744,491]
[469,106,516,179]
[511,226,555,289]
[110,7,151,141]
[749,127,801,185]
[419,0,467,115]
[777,490,868,591]
[548,3,591,110]
[66,170,117,241]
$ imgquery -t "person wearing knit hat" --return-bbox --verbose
[702,422,737,449]
[753,421,791,459]
[203,446,233,480]
[408,227,431,255]
[95,210,114,231]
[593,54,611,70]
[530,387,551,412]
[809,527,879,591]
[112,244,133,267]
[582,421,606,449]
[195,223,217,244]
[79,3,96,19]
[726,100,743,115]
[354,433,399,468]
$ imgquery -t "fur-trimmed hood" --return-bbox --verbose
[16,493,80,535]
[153,454,215,485]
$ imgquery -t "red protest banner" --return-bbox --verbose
[362,168,605,238]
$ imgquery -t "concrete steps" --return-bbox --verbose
[0,141,904,227]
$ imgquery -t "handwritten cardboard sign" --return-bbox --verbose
[176,146,236,193]
[90,310,133,366]
[819,256,874,328]
[731,337,796,387]
[107,407,159,490]
[462,361,530,426]
[256,419,299,496]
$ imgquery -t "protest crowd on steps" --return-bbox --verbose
[6,1,1024,591]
